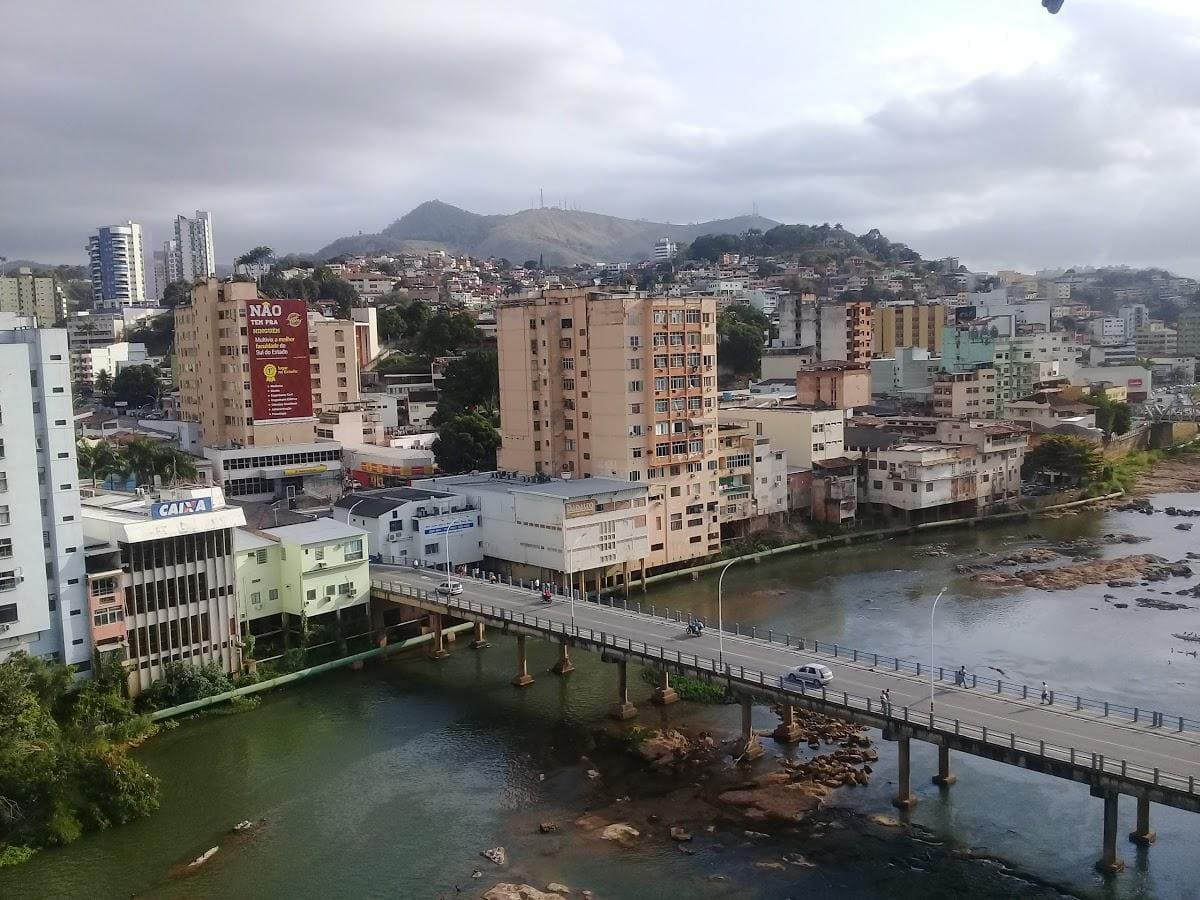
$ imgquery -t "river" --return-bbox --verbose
[5,495,1200,899]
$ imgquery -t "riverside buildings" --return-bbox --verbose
[496,288,720,569]
[0,317,89,669]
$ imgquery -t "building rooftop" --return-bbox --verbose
[797,360,869,373]
[258,517,366,545]
[418,471,645,500]
[334,486,456,518]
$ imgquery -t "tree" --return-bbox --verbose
[160,281,192,308]
[120,438,161,486]
[433,349,499,424]
[93,369,113,396]
[76,440,124,488]
[110,365,161,408]
[418,310,479,359]
[717,304,770,378]
[126,313,174,356]
[431,412,500,473]
[139,662,233,709]
[235,246,273,268]
[152,443,198,485]
[1083,393,1133,437]
[1022,435,1103,485]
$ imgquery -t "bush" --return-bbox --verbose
[639,668,731,704]
[138,662,234,710]
[0,845,35,868]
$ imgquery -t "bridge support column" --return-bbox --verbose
[651,670,678,705]
[735,696,764,761]
[512,634,534,687]
[892,737,917,809]
[931,744,956,786]
[470,621,489,649]
[427,613,449,659]
[551,640,575,675]
[1096,789,1125,874]
[772,703,803,744]
[608,660,637,719]
[1129,796,1156,845]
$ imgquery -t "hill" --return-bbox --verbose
[315,200,779,265]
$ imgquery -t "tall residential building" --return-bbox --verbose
[0,317,88,669]
[1177,308,1200,358]
[175,279,352,501]
[0,268,63,326]
[87,221,146,306]
[653,237,678,262]
[165,211,216,285]
[774,295,873,364]
[873,302,946,356]
[1134,322,1178,358]
[497,288,720,568]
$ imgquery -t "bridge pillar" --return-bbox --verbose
[427,613,449,659]
[470,621,489,649]
[512,634,534,687]
[609,659,637,719]
[735,696,764,761]
[1096,789,1125,874]
[651,669,678,705]
[1129,796,1156,845]
[892,737,917,809]
[551,640,575,675]
[931,744,956,786]
[772,703,803,744]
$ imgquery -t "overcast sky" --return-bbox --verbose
[4,0,1200,274]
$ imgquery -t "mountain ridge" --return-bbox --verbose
[316,200,780,265]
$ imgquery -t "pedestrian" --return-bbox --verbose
[957,665,967,687]
[880,688,891,716]
[1041,681,1050,705]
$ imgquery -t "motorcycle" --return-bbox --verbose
[541,587,553,603]
[684,620,704,637]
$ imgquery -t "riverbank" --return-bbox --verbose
[1133,453,1200,495]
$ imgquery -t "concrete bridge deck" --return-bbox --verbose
[371,566,1200,873]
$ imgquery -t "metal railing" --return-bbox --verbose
[371,577,1199,801]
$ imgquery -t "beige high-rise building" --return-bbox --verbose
[175,279,359,448]
[0,268,62,326]
[874,302,946,356]
[497,288,721,569]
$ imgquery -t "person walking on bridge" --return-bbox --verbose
[1040,681,1050,705]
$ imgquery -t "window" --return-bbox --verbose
[0,570,17,591]
[685,309,701,324]
[255,549,268,564]
[630,403,641,414]
[307,589,317,602]
[0,505,8,525]
[345,539,364,561]
[0,602,17,624]
[628,380,642,392]
[424,543,439,555]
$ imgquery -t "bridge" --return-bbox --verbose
[370,566,1200,875]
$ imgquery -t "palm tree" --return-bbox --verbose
[76,440,96,485]
[76,440,125,488]
[152,444,198,485]
[121,438,160,487]
[94,369,112,395]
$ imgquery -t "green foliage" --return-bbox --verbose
[260,265,358,317]
[126,313,175,356]
[432,411,501,473]
[110,364,162,407]
[433,349,499,423]
[374,352,429,375]
[417,310,480,359]
[117,438,197,487]
[235,246,273,267]
[377,299,432,344]
[1092,450,1161,496]
[138,662,234,710]
[160,281,192,308]
[93,369,113,395]
[717,304,769,377]
[1022,435,1103,486]
[1082,393,1133,437]
[0,653,160,860]
[638,668,730,704]
[688,223,920,265]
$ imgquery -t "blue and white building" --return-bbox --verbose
[88,221,146,307]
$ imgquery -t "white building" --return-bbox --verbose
[1119,304,1150,339]
[1089,317,1127,347]
[333,486,483,570]
[414,472,651,592]
[718,402,845,470]
[203,442,345,503]
[73,341,149,386]
[88,221,146,306]
[716,418,789,529]
[653,237,678,262]
[160,211,216,289]
[80,486,245,697]
[0,318,89,670]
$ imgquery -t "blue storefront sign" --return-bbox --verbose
[151,497,213,519]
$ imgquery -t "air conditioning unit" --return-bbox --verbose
[0,624,10,633]
[386,533,399,542]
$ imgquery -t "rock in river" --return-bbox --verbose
[483,885,567,900]
[599,823,640,847]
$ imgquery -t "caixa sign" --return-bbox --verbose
[151,497,213,519]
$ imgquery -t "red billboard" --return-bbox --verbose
[245,298,313,422]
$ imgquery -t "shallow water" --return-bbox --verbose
[6,496,1200,899]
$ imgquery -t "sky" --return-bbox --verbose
[4,0,1200,274]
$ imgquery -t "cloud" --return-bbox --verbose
[3,0,1200,275]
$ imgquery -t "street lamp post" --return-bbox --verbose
[930,587,947,714]
[717,558,740,669]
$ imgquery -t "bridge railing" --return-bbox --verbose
[549,585,1200,735]
[371,578,1199,801]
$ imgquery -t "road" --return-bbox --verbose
[373,565,1200,802]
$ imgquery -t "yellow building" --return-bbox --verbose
[497,288,720,569]
[873,303,947,356]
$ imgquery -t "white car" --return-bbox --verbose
[436,580,463,596]
[787,663,833,686]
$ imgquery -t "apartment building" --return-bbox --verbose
[176,279,356,500]
[0,319,89,669]
[0,268,63,326]
[796,361,870,409]
[760,347,816,381]
[934,420,1027,504]
[774,296,872,363]
[1134,322,1178,357]
[80,486,245,697]
[496,288,719,568]
[932,366,998,418]
[870,347,941,400]
[718,402,844,469]
[73,341,149,387]
[1176,308,1200,359]
[161,211,216,288]
[873,302,946,356]
[88,221,146,306]
[715,418,788,532]
[1089,317,1127,347]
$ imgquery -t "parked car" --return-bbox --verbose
[436,580,463,596]
[787,663,833,686]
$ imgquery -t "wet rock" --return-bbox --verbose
[187,847,219,869]
[1135,597,1193,611]
[1176,524,1194,531]
[483,885,565,900]
[637,729,692,766]
[754,861,786,871]
[599,823,640,847]
[869,814,901,827]
[585,769,601,780]
[546,883,571,895]
[538,822,559,834]
[481,847,508,866]
[973,554,1185,591]
[669,826,692,842]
